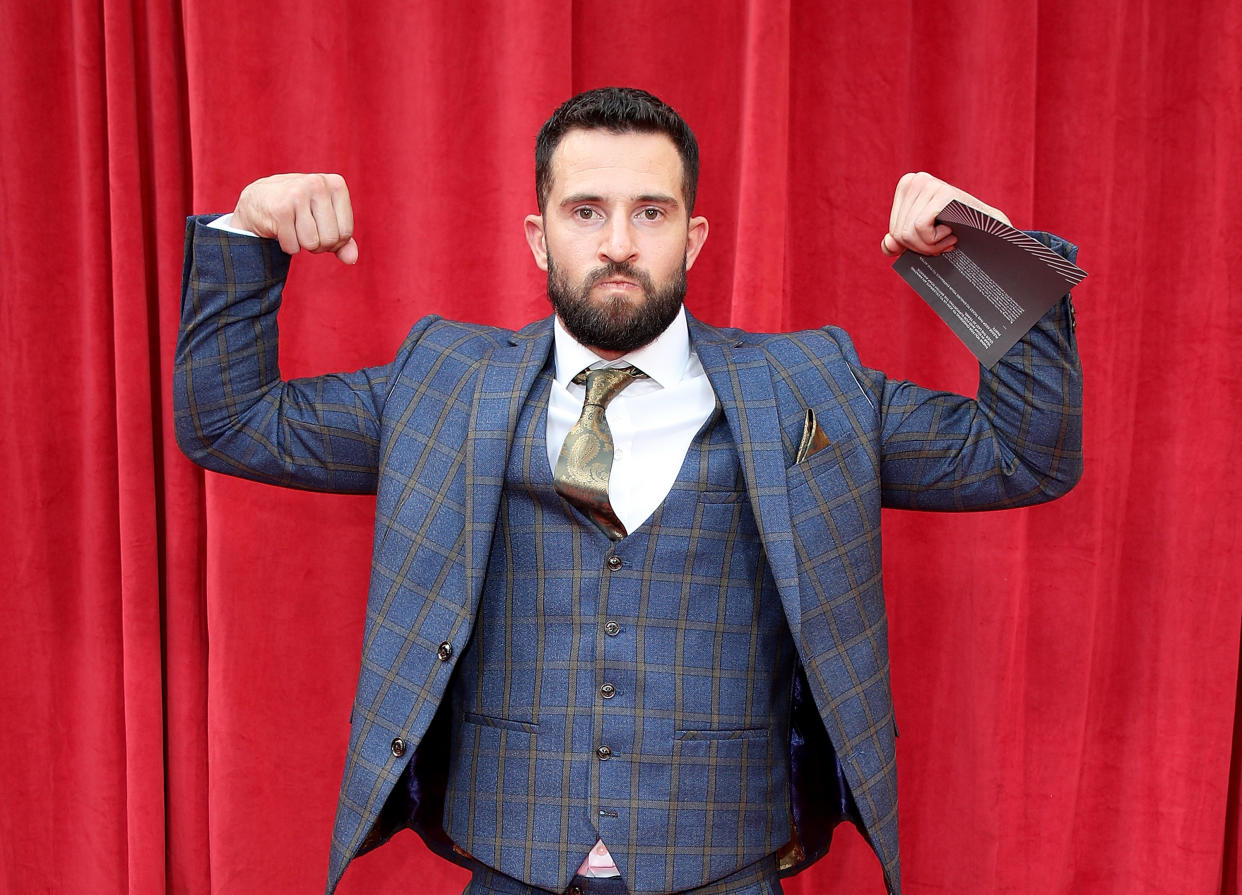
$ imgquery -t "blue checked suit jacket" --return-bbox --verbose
[174,218,1082,894]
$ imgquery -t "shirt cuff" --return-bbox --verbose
[206,212,259,237]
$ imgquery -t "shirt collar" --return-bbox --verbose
[552,305,691,391]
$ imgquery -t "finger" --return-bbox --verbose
[327,175,354,243]
[293,201,322,253]
[901,190,954,253]
[335,237,359,265]
[881,233,902,256]
[913,202,947,247]
[889,172,916,239]
[900,223,956,256]
[274,214,302,256]
[903,184,944,249]
[309,185,341,250]
[891,177,927,249]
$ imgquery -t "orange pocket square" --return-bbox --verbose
[794,408,833,463]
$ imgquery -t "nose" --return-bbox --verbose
[599,215,637,264]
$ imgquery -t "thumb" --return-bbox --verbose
[335,237,359,265]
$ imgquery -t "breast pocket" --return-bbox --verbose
[785,434,882,573]
[786,435,866,510]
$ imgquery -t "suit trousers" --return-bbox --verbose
[462,855,783,895]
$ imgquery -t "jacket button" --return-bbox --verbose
[600,683,616,699]
[437,641,453,661]
[570,887,584,895]
[596,745,612,760]
[606,555,622,571]
[391,737,406,757]
[604,621,620,637]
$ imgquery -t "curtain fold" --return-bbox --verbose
[2,1,1239,892]
[726,0,791,333]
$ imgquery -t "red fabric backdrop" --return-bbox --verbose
[3,1,1240,892]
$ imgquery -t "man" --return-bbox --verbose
[174,87,1081,895]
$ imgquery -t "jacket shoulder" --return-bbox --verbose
[399,315,520,352]
[391,314,543,369]
[747,326,865,369]
[691,316,865,369]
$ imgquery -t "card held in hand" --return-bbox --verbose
[891,200,1086,367]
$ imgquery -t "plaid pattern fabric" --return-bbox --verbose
[174,219,1082,895]
[443,368,796,894]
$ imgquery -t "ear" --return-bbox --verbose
[684,215,709,271]
[524,214,548,271]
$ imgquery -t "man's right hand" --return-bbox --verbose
[231,173,358,264]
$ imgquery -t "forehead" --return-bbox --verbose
[547,129,684,202]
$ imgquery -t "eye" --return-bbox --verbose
[573,207,599,221]
[639,207,663,221]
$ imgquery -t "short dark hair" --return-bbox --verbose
[535,87,700,213]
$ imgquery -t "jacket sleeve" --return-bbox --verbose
[172,216,429,494]
[845,231,1083,511]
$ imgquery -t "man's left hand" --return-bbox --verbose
[881,172,1012,257]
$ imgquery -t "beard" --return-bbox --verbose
[546,254,687,354]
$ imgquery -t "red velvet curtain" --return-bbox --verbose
[3,1,1239,892]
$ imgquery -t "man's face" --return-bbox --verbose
[524,129,708,358]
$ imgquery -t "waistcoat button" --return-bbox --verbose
[600,683,616,699]
[606,555,622,571]
[390,737,406,757]
[603,621,620,636]
[596,745,612,760]
[437,641,452,661]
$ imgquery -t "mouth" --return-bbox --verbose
[593,278,640,291]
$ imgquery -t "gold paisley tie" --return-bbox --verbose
[554,365,647,540]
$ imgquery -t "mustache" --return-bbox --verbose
[584,261,655,293]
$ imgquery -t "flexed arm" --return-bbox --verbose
[860,172,1082,509]
[174,174,401,494]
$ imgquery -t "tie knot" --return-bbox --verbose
[575,365,647,409]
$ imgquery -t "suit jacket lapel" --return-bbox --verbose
[690,316,802,641]
[463,317,554,604]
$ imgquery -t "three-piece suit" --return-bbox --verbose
[174,218,1082,895]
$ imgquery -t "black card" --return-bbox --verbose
[892,200,1086,367]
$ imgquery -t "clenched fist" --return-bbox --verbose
[232,173,358,264]
[881,172,1011,258]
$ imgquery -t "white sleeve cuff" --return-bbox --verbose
[206,213,259,237]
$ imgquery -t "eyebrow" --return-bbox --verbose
[559,192,681,209]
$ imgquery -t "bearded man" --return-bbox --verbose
[174,86,1081,895]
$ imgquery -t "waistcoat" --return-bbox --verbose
[443,369,799,895]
